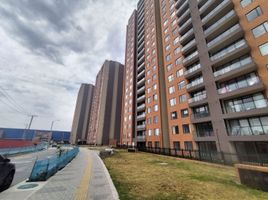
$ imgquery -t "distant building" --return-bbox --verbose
[87,60,124,146]
[70,84,94,144]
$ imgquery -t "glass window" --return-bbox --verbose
[252,22,268,38]
[184,141,193,150]
[240,0,252,8]
[259,42,268,56]
[179,94,187,103]
[178,81,185,90]
[181,109,189,117]
[183,124,190,133]
[173,142,180,150]
[246,7,262,22]
[171,111,177,119]
[176,69,184,77]
[172,125,179,134]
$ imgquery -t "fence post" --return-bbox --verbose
[181,149,184,158]
[189,150,192,158]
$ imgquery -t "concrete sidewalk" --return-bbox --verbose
[0,148,119,200]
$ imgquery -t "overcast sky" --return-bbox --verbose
[0,0,137,131]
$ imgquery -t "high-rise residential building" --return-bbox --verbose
[121,0,268,156]
[122,0,170,148]
[87,60,124,146]
[70,83,94,144]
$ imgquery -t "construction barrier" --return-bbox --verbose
[29,147,79,181]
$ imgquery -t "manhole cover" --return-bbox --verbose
[17,183,39,190]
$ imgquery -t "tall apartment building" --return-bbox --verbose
[70,83,94,144]
[87,60,124,146]
[121,0,170,148]
[121,0,268,156]
[173,0,268,156]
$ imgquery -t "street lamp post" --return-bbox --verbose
[50,120,60,131]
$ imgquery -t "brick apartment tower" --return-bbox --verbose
[121,0,268,156]
[87,60,124,146]
[70,83,94,144]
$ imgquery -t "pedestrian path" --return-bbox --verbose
[0,148,119,200]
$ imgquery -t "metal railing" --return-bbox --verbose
[0,143,48,156]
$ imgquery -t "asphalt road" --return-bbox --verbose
[9,147,58,186]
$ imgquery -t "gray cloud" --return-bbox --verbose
[0,0,137,130]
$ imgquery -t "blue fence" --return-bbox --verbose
[29,147,79,181]
[0,143,47,156]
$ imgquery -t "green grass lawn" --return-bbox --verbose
[103,150,268,200]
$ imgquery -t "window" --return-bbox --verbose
[166,54,171,61]
[154,129,160,136]
[173,36,180,45]
[153,116,158,123]
[171,111,177,119]
[178,81,185,90]
[147,97,151,103]
[181,109,189,118]
[170,98,176,106]
[252,22,268,38]
[153,94,158,101]
[153,104,158,111]
[172,125,179,134]
[240,0,253,8]
[153,84,157,90]
[169,86,175,94]
[148,129,152,136]
[184,141,193,150]
[259,43,268,56]
[165,35,170,42]
[148,141,152,147]
[175,57,182,65]
[173,142,180,150]
[166,44,171,51]
[174,47,181,55]
[183,124,190,133]
[147,107,151,113]
[166,64,173,71]
[179,94,187,103]
[176,69,183,77]
[163,19,168,26]
[155,141,160,147]
[147,118,151,124]
[246,7,262,22]
[168,74,174,82]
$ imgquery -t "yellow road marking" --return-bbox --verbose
[75,156,92,200]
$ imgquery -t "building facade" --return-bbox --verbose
[70,84,94,144]
[121,0,268,156]
[87,60,124,146]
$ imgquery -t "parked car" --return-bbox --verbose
[0,155,15,192]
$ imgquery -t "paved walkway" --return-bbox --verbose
[0,148,119,200]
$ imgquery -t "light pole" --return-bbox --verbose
[50,120,60,131]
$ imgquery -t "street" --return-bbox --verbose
[9,148,58,186]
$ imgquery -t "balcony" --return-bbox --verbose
[178,8,190,26]
[137,94,145,103]
[137,48,145,60]
[204,10,238,40]
[214,57,257,82]
[189,93,207,104]
[186,77,204,92]
[137,113,145,120]
[137,41,144,52]
[199,0,215,15]
[137,55,145,66]
[137,85,145,94]
[218,77,265,100]
[180,28,194,44]
[210,39,250,67]
[136,135,146,141]
[184,63,201,79]
[207,24,244,53]
[137,77,145,87]
[137,124,146,131]
[191,112,211,123]
[202,0,233,26]
[176,0,189,17]
[183,51,199,66]
[137,104,146,112]
[137,69,145,79]
[178,18,192,35]
[137,62,145,73]
[175,0,184,9]
[181,38,196,54]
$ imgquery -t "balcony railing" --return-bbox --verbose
[176,0,189,17]
[137,77,145,86]
[188,93,207,104]
[195,131,215,137]
[199,0,213,13]
[137,94,145,102]
[204,10,235,35]
[137,104,146,110]
[218,76,260,95]
[202,0,231,23]
[210,39,246,61]
[178,18,192,33]
[214,56,252,77]
[137,124,146,129]
[193,112,210,119]
[137,86,145,93]
[186,77,204,89]
[182,38,196,52]
[184,63,201,76]
[183,51,198,64]
[137,113,145,119]
[207,24,240,48]
[180,28,194,42]
[225,99,268,113]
